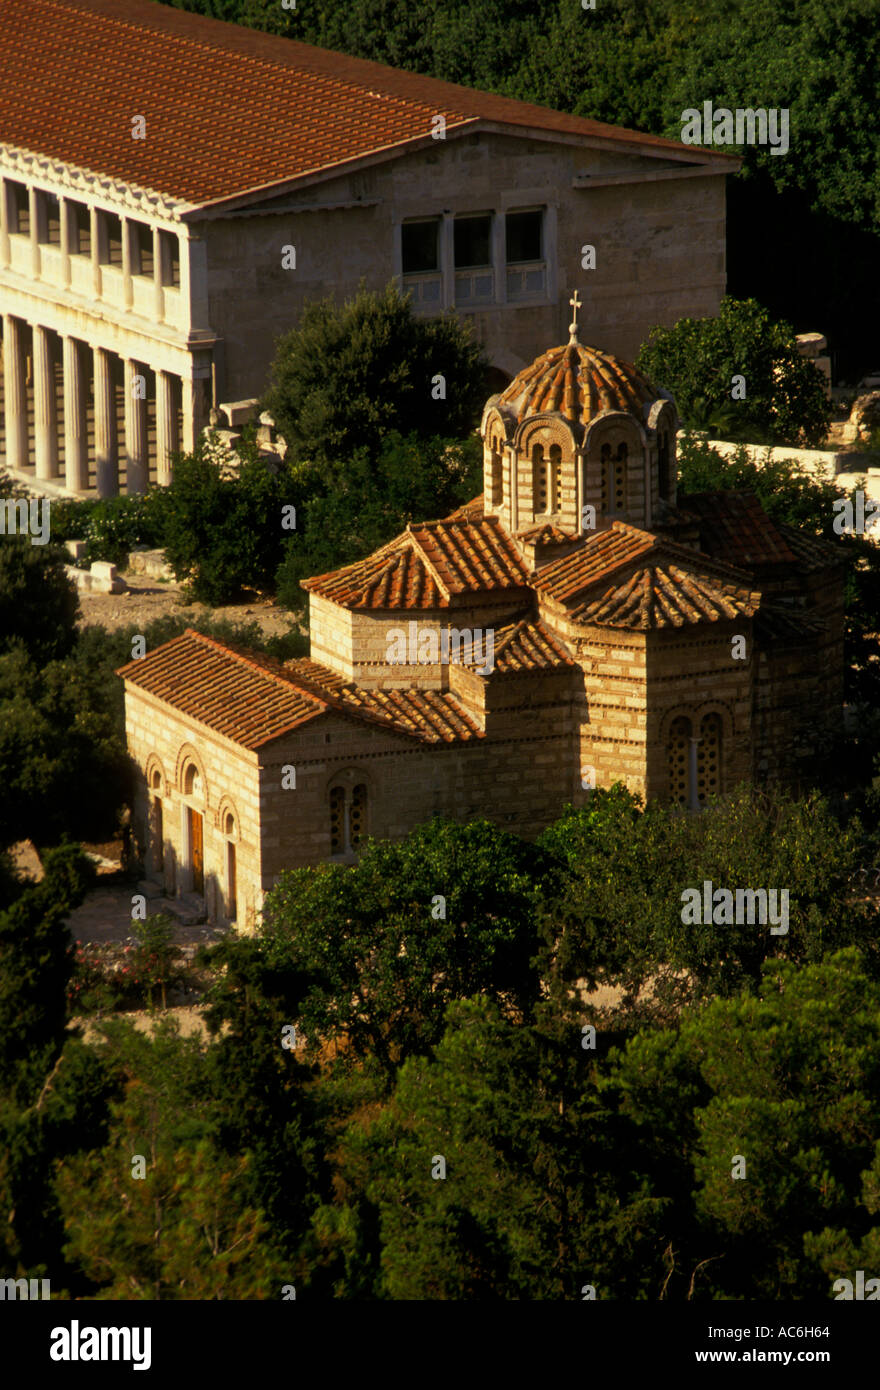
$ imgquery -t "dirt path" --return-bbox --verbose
[75,570,300,640]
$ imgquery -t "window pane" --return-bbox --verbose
[454,215,491,268]
[402,220,439,273]
[506,210,542,263]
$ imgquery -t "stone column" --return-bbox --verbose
[59,196,72,288]
[152,226,165,321]
[63,336,88,493]
[93,346,118,497]
[124,358,148,493]
[181,371,208,453]
[0,178,9,268]
[33,325,58,481]
[121,216,134,310]
[155,369,178,485]
[28,187,40,277]
[3,316,28,470]
[90,206,102,298]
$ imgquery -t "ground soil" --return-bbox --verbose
[75,569,300,640]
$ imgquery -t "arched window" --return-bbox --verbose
[490,438,503,506]
[532,442,549,515]
[697,714,722,803]
[182,762,202,798]
[601,442,627,515]
[668,715,691,805]
[329,782,368,855]
[658,430,671,501]
[549,443,562,513]
[149,768,164,874]
[223,812,237,921]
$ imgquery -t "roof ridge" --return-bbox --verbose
[180,627,329,707]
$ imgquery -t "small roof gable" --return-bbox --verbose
[491,616,577,674]
[681,491,797,567]
[303,516,530,610]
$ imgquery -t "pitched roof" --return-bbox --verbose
[754,605,826,645]
[774,522,849,572]
[302,516,530,610]
[117,629,329,749]
[680,491,797,567]
[2,0,739,209]
[285,657,482,741]
[119,630,484,747]
[491,616,577,674]
[534,522,759,629]
[569,561,759,629]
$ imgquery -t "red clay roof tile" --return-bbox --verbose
[2,0,738,207]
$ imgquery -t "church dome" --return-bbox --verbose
[496,340,660,432]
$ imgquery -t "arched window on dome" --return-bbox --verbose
[490,437,503,506]
[601,442,627,516]
[532,443,549,515]
[549,443,562,513]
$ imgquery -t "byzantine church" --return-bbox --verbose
[119,303,846,929]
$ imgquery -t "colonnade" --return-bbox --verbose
[1,313,206,495]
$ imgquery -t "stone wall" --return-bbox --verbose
[201,131,729,401]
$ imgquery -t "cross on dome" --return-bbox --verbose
[568,289,582,345]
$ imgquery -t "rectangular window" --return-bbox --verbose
[133,221,154,277]
[159,229,180,288]
[402,218,439,274]
[506,209,542,264]
[7,180,29,236]
[100,211,123,267]
[454,214,491,268]
[36,192,61,246]
[69,202,91,256]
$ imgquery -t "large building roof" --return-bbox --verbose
[2,0,738,210]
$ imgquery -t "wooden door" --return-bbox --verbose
[188,806,204,894]
[226,841,237,921]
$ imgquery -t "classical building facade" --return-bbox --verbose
[1,0,738,498]
[119,317,846,930]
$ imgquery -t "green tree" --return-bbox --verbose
[637,297,833,445]
[263,282,487,468]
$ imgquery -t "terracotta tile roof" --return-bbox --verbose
[1,0,737,209]
[497,343,661,431]
[338,687,483,743]
[303,517,530,610]
[515,522,578,544]
[284,655,481,741]
[681,491,797,567]
[568,562,759,629]
[445,495,485,522]
[534,525,657,604]
[491,616,576,674]
[117,628,328,749]
[774,523,849,572]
